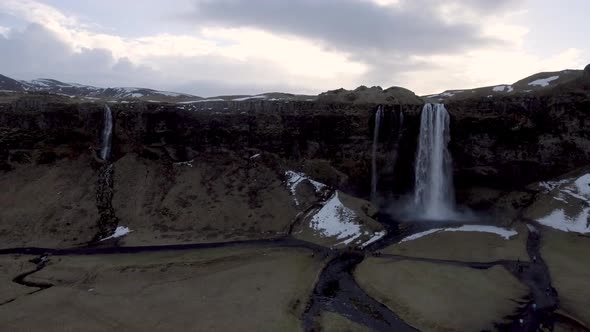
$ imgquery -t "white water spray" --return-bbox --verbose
[100,105,113,161]
[414,103,454,219]
[371,106,384,203]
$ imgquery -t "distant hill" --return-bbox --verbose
[0,75,201,102]
[423,69,585,102]
[1,66,588,105]
[0,74,318,103]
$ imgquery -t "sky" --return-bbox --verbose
[0,0,588,97]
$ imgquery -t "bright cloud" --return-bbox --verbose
[0,0,587,96]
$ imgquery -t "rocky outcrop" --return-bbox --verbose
[95,164,118,240]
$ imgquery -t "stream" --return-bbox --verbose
[0,221,581,332]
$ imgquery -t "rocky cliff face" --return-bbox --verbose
[1,71,590,245]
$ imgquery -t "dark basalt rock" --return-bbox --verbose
[585,63,590,75]
[1,78,590,208]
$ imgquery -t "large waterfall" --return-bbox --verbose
[414,103,454,219]
[100,105,113,161]
[370,106,384,203]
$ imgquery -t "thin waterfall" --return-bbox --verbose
[100,104,113,161]
[371,106,384,203]
[391,108,404,177]
[413,103,454,219]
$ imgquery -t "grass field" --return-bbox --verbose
[0,246,326,331]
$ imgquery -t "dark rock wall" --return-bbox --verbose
[2,84,590,206]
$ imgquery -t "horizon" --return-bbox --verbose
[1,64,587,98]
[0,0,588,97]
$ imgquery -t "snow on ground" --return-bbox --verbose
[173,159,194,167]
[540,174,590,203]
[537,208,590,234]
[445,225,517,239]
[574,174,590,196]
[157,91,183,97]
[493,85,514,92]
[101,226,132,241]
[528,75,559,87]
[309,192,363,246]
[177,99,224,104]
[539,179,570,193]
[250,153,261,159]
[399,225,517,243]
[361,231,387,248]
[534,174,590,233]
[232,95,268,101]
[400,229,442,243]
[31,79,49,87]
[285,170,327,205]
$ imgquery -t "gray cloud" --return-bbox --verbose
[0,23,328,96]
[0,23,159,88]
[188,0,511,56]
[185,0,526,88]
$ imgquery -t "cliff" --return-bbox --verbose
[1,68,590,246]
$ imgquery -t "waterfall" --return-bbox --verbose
[391,108,404,176]
[371,106,384,203]
[413,103,454,219]
[100,105,113,161]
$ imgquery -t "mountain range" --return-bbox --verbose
[0,66,588,104]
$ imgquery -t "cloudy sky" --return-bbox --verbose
[0,0,587,96]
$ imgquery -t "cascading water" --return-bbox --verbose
[100,105,113,161]
[371,106,384,203]
[390,108,404,177]
[95,104,118,240]
[413,103,454,219]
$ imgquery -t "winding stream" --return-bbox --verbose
[0,223,579,331]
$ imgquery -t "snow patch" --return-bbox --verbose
[232,95,267,101]
[101,226,132,241]
[174,160,194,167]
[178,99,224,104]
[157,91,183,97]
[493,85,514,93]
[310,192,363,245]
[535,174,590,234]
[537,208,590,234]
[539,179,570,193]
[285,171,327,205]
[250,153,261,159]
[528,76,559,87]
[399,225,517,243]
[361,231,386,248]
[574,174,590,196]
[445,225,517,239]
[400,229,442,243]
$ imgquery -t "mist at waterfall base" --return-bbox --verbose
[376,103,478,222]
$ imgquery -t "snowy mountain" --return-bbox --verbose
[0,75,201,101]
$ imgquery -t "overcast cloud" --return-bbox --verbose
[0,0,587,96]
